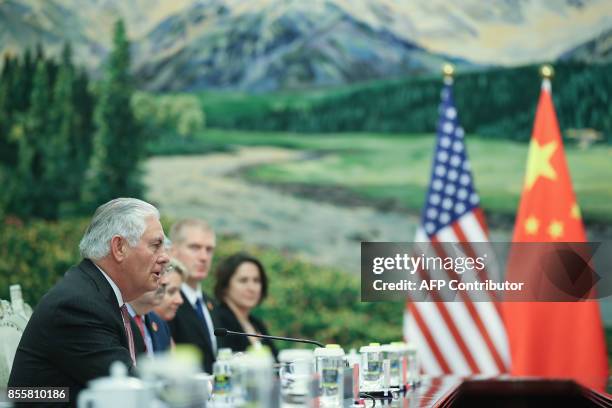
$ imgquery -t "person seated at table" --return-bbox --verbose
[154,258,186,322]
[213,252,278,359]
[8,198,170,400]
[128,279,173,356]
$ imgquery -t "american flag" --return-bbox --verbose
[403,77,510,375]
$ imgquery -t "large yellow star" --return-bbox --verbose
[548,220,564,239]
[524,216,539,235]
[524,140,558,190]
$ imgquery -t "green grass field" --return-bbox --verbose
[196,129,612,224]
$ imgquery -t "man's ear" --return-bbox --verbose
[110,235,127,262]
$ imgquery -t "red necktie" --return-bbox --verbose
[134,315,147,352]
[120,304,137,366]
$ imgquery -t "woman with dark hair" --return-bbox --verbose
[214,252,278,358]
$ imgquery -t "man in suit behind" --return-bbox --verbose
[128,278,173,355]
[167,219,218,373]
[8,198,169,406]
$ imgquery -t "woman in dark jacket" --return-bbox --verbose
[214,252,278,359]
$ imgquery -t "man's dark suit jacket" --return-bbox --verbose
[8,259,134,407]
[132,311,171,356]
[168,291,218,373]
[216,302,278,360]
[146,311,172,352]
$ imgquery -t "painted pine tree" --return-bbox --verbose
[83,19,143,208]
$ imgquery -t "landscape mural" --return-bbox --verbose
[1,0,611,353]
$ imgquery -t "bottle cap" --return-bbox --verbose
[360,343,382,353]
[381,344,401,353]
[278,348,314,363]
[314,344,345,357]
[217,348,233,360]
[174,344,202,364]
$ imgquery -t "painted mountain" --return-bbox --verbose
[559,26,612,63]
[1,0,611,91]
[132,0,470,92]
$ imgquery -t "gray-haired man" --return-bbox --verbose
[8,198,169,406]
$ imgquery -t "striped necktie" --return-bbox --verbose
[120,304,137,366]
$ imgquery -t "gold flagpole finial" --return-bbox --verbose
[540,64,554,79]
[442,63,455,79]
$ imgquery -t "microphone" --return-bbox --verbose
[214,328,325,348]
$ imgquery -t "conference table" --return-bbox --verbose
[327,376,612,407]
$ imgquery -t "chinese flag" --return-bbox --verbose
[503,77,608,391]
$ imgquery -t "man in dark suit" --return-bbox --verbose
[130,308,172,356]
[128,281,173,355]
[167,219,218,373]
[8,198,169,406]
[146,311,173,351]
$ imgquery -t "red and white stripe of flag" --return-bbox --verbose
[403,209,510,376]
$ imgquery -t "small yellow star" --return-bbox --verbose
[524,140,558,190]
[525,216,539,235]
[548,220,564,239]
[571,203,581,220]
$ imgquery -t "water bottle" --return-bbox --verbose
[233,345,274,408]
[406,342,420,386]
[360,343,383,392]
[390,341,420,388]
[278,348,314,404]
[314,344,345,407]
[212,348,234,406]
[381,344,402,389]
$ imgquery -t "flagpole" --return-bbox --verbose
[540,64,553,92]
[442,63,454,85]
